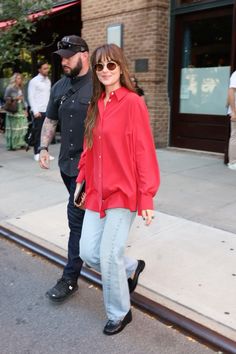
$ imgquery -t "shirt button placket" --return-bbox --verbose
[69,113,73,164]
[98,134,103,209]
[99,137,102,179]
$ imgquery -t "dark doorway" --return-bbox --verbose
[170,6,233,152]
[31,3,82,83]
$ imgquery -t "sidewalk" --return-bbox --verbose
[0,133,236,342]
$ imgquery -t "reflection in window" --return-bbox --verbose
[179,16,231,115]
[180,67,230,115]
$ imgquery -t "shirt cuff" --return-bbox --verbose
[76,170,85,184]
[138,194,154,215]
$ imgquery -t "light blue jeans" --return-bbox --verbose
[80,208,138,321]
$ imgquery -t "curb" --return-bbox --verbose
[1,225,236,354]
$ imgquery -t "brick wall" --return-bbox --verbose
[81,0,170,147]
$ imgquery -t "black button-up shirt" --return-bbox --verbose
[46,71,92,177]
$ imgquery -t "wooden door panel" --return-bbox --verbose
[172,136,227,152]
[173,121,228,140]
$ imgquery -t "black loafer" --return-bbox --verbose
[103,310,132,335]
[128,260,145,293]
[46,277,78,302]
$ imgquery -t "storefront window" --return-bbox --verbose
[179,16,231,115]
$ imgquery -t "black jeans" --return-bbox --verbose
[33,113,46,154]
[61,171,85,282]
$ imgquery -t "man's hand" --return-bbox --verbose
[39,150,50,169]
[34,112,42,118]
[141,209,155,226]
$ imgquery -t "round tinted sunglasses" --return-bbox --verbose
[95,61,118,72]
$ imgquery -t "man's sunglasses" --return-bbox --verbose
[57,41,86,52]
[95,61,118,72]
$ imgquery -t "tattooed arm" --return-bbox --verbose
[39,117,58,169]
[40,117,58,147]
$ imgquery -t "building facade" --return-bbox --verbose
[82,0,170,148]
[81,0,236,153]
[2,0,236,153]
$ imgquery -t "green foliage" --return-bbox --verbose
[0,0,53,70]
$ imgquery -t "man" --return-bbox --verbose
[39,35,92,302]
[227,70,236,170]
[28,61,54,161]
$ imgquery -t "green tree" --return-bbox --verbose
[0,0,53,70]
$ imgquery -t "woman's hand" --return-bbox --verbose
[141,209,155,226]
[16,95,23,101]
[74,183,86,209]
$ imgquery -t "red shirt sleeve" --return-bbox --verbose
[76,142,87,183]
[132,97,160,214]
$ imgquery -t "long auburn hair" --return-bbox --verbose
[84,44,135,148]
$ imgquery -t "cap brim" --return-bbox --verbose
[53,49,76,58]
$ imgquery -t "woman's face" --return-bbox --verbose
[95,58,121,91]
[15,75,22,85]
[131,77,137,88]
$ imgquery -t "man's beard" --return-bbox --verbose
[63,58,82,78]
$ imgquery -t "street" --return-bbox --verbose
[0,238,215,354]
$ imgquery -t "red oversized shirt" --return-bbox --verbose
[76,87,160,218]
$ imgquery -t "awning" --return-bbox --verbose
[0,1,80,30]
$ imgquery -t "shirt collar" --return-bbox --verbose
[71,70,92,85]
[101,86,129,101]
[38,73,47,80]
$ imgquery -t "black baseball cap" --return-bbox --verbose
[54,35,89,58]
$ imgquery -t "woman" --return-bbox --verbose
[130,75,145,98]
[4,73,28,150]
[75,44,160,335]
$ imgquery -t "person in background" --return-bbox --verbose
[39,35,92,302]
[227,70,236,170]
[28,61,54,161]
[130,75,145,98]
[75,44,160,335]
[4,73,28,150]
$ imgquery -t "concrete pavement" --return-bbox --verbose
[1,239,214,354]
[0,132,236,342]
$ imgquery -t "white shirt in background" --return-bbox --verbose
[228,71,236,115]
[28,73,51,114]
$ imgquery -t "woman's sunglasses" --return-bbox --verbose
[95,61,118,72]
